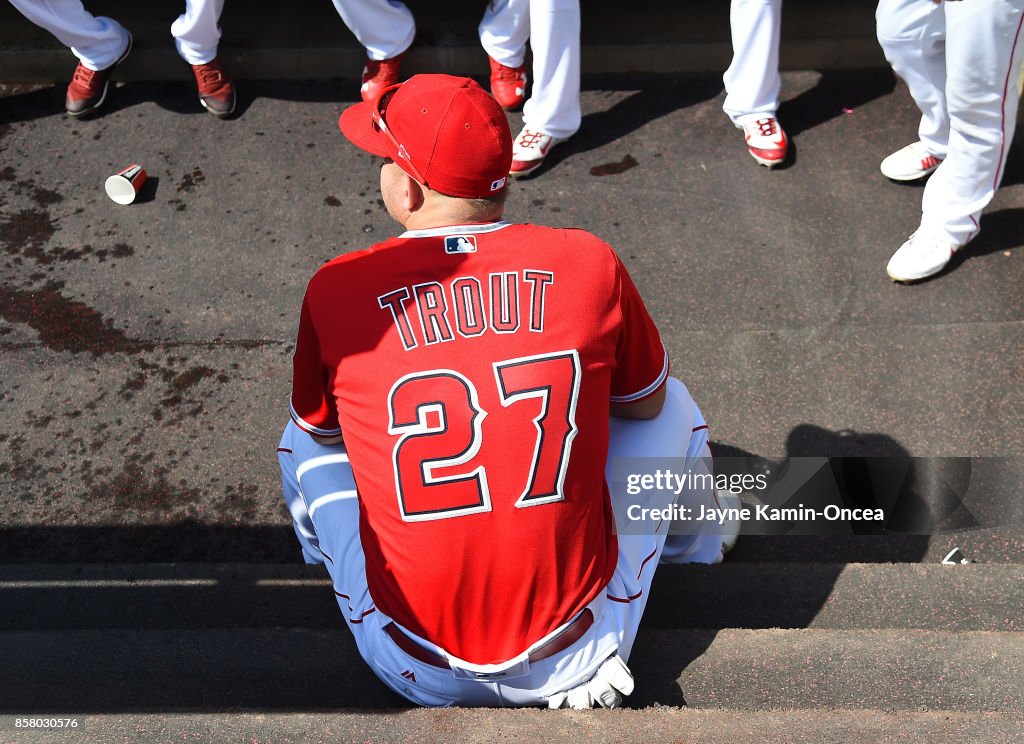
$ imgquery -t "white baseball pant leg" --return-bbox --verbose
[330,0,416,60]
[479,0,531,68]
[876,0,951,165]
[480,0,581,139]
[602,377,725,659]
[7,0,129,71]
[278,377,721,706]
[170,0,224,66]
[926,0,1024,245]
[723,0,784,125]
[878,0,1024,245]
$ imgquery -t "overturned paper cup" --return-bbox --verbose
[105,164,147,205]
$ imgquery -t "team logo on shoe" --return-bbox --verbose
[444,235,478,254]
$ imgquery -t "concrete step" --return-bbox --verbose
[2,524,1022,564]
[631,628,1024,710]
[725,532,1024,565]
[2,563,1020,632]
[1,627,1020,713]
[4,564,1020,720]
[5,709,1023,744]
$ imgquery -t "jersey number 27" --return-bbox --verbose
[387,350,581,522]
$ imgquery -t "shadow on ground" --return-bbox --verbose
[3,423,937,713]
[778,67,897,138]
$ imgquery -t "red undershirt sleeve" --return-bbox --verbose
[608,253,669,404]
[289,292,342,437]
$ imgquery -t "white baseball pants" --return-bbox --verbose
[479,0,582,139]
[278,376,724,707]
[877,0,1024,246]
[170,0,225,66]
[723,0,784,125]
[8,0,224,69]
[329,0,416,61]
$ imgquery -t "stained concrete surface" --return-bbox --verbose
[1,72,1021,561]
[0,61,1022,744]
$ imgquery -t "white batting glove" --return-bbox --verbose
[547,654,635,710]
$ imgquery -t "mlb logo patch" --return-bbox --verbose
[444,235,478,254]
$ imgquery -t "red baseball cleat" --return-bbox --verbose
[361,53,404,103]
[65,33,132,117]
[192,57,236,118]
[488,56,527,111]
[741,116,788,168]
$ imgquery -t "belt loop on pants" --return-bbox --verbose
[383,608,595,672]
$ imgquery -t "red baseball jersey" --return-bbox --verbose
[290,221,668,664]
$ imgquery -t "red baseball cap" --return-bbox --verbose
[339,74,512,199]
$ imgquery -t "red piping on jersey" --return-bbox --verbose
[318,546,334,564]
[637,547,658,579]
[620,376,667,405]
[606,592,642,604]
[967,215,980,246]
[610,347,670,405]
[692,424,708,434]
[289,404,342,438]
[606,547,659,603]
[293,418,341,438]
[277,447,293,454]
[995,14,1024,193]
[334,589,376,623]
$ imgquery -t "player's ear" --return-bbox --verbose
[404,173,426,213]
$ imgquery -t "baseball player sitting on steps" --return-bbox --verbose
[278,74,738,708]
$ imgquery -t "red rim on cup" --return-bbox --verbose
[104,164,147,205]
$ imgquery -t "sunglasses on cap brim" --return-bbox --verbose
[372,83,429,186]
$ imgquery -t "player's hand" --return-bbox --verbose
[547,654,635,710]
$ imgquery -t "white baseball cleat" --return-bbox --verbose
[510,127,564,178]
[715,489,743,556]
[659,488,742,564]
[880,141,944,182]
[740,116,788,168]
[886,227,959,282]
